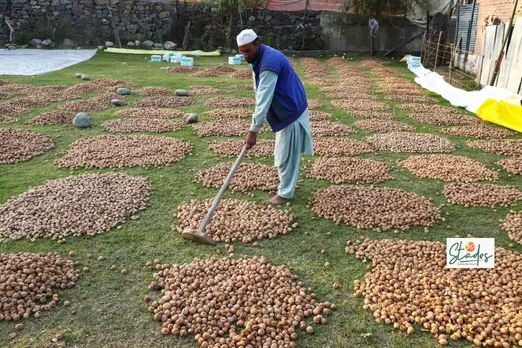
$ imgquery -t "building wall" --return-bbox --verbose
[475,0,522,54]
[320,13,424,54]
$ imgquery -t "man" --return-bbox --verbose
[237,29,313,205]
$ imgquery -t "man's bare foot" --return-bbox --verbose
[262,184,278,192]
[266,195,289,205]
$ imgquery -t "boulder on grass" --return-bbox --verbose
[111,99,125,106]
[117,87,131,95]
[164,41,177,50]
[28,39,42,47]
[175,89,189,96]
[73,113,91,128]
[142,40,154,49]
[185,113,198,124]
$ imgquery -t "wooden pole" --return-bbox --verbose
[434,31,443,70]
[106,4,121,48]
[463,0,477,69]
[453,2,460,48]
[449,44,453,85]
[421,32,428,64]
[489,0,519,86]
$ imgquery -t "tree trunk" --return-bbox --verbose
[226,14,233,48]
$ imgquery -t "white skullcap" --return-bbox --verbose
[236,29,258,46]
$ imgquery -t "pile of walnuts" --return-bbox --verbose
[0,252,78,321]
[364,132,455,153]
[397,155,499,182]
[312,138,373,157]
[195,163,278,193]
[57,135,192,168]
[192,120,253,137]
[347,238,522,347]
[204,97,256,108]
[203,108,252,120]
[310,121,356,137]
[311,185,441,231]
[173,199,295,243]
[136,96,194,108]
[443,182,522,207]
[0,173,150,240]
[442,125,514,139]
[27,111,75,125]
[102,119,183,133]
[354,120,415,133]
[58,93,124,111]
[209,139,274,157]
[0,128,54,164]
[147,256,335,347]
[115,108,187,119]
[309,158,392,184]
[467,139,522,156]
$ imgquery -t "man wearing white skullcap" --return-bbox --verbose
[237,29,313,205]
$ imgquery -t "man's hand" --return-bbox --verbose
[245,131,257,149]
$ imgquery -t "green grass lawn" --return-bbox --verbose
[0,52,521,348]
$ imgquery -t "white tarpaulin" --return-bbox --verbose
[409,62,522,113]
[406,0,455,27]
[0,49,97,76]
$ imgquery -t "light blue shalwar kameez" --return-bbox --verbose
[250,70,313,199]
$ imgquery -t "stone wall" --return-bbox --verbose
[320,12,424,54]
[0,0,323,50]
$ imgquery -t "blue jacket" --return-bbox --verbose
[251,44,308,132]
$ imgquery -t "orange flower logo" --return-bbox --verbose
[465,241,475,252]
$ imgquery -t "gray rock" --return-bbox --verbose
[105,41,114,47]
[142,40,154,49]
[28,38,42,46]
[135,40,141,47]
[164,41,176,50]
[175,89,189,96]
[62,38,74,47]
[111,99,125,106]
[117,87,131,95]
[80,74,90,80]
[248,16,255,21]
[153,43,164,49]
[73,112,91,128]
[184,113,198,124]
[75,73,83,78]
[231,49,237,54]
[97,46,104,50]
[42,39,53,47]
[126,24,138,34]
[127,42,135,47]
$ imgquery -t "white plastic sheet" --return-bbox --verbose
[0,49,97,76]
[406,0,454,28]
[409,64,522,113]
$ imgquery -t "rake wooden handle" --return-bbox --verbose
[197,144,248,235]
